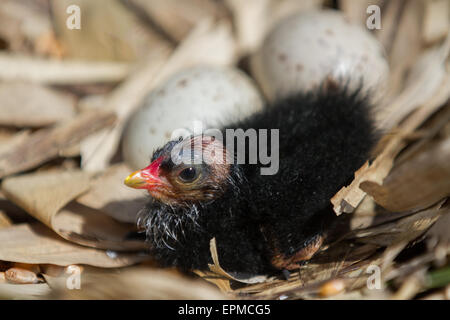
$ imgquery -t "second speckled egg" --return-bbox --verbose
[251,10,389,103]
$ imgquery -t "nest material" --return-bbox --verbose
[0,0,449,300]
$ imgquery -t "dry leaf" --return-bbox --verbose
[0,283,51,299]
[0,130,30,155]
[227,0,323,55]
[382,0,424,97]
[0,223,147,267]
[47,266,226,299]
[1,170,92,226]
[422,0,450,45]
[77,94,107,113]
[0,82,75,127]
[226,0,270,55]
[349,200,449,246]
[50,0,170,61]
[0,110,116,178]
[0,53,130,84]
[55,202,146,251]
[128,0,226,43]
[2,170,146,251]
[361,137,450,212]
[378,38,450,129]
[77,164,147,223]
[425,207,450,246]
[34,30,65,59]
[193,270,233,293]
[373,0,405,54]
[0,210,12,228]
[0,0,51,53]
[235,245,382,299]
[0,189,31,224]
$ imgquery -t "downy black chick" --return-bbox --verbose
[124,85,378,275]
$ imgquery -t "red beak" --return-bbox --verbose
[124,157,164,190]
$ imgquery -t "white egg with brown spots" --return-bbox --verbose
[251,10,389,103]
[122,66,264,170]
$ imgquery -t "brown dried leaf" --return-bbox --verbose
[422,0,450,45]
[0,130,30,155]
[0,210,12,228]
[193,270,233,293]
[2,169,89,219]
[0,283,51,299]
[348,195,383,230]
[377,39,450,129]
[349,200,449,246]
[34,30,65,59]
[425,207,450,246]
[231,241,380,299]
[382,0,424,98]
[0,224,147,267]
[332,162,371,215]
[128,0,226,43]
[0,82,75,127]
[373,0,405,54]
[0,189,31,223]
[155,18,236,78]
[1,170,91,226]
[0,110,116,178]
[0,127,17,141]
[0,0,51,53]
[227,0,322,54]
[0,53,130,85]
[225,0,270,55]
[47,266,226,300]
[54,202,146,251]
[361,137,450,212]
[77,164,147,223]
[2,170,146,251]
[50,0,170,61]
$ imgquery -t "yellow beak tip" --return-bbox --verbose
[124,172,145,189]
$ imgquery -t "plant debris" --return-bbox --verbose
[0,0,448,300]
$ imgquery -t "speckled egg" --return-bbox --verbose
[251,9,389,102]
[122,66,264,170]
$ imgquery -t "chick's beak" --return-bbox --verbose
[124,157,163,190]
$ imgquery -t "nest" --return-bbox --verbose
[0,0,449,300]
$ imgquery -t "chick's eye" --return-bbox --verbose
[178,167,199,183]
